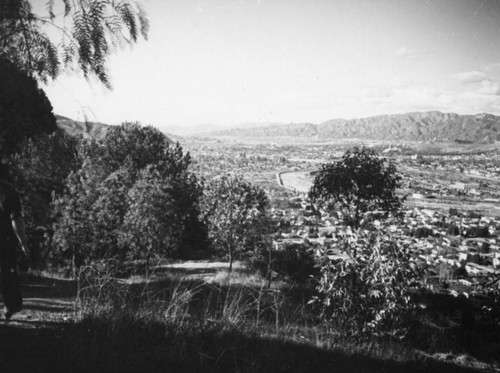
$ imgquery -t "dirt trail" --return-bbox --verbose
[0,275,77,325]
[0,262,231,325]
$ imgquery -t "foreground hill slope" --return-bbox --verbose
[209,111,500,143]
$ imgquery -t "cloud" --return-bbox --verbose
[478,79,500,95]
[452,71,486,84]
[395,47,429,60]
[353,83,500,118]
[484,62,500,72]
[358,86,391,99]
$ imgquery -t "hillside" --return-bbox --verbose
[56,115,176,143]
[56,115,110,139]
[207,111,500,143]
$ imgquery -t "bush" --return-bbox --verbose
[446,224,460,236]
[274,244,318,285]
[465,225,490,238]
[312,227,422,339]
[412,226,434,238]
[250,243,318,286]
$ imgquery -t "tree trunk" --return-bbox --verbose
[266,244,272,289]
[228,250,233,273]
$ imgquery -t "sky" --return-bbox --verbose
[42,0,500,130]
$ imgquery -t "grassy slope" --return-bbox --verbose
[0,265,498,373]
[0,319,490,373]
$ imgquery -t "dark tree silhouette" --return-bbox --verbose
[0,58,57,155]
[309,146,403,228]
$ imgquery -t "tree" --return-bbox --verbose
[8,130,80,266]
[51,123,204,270]
[0,58,57,155]
[0,0,149,87]
[201,174,268,274]
[123,163,206,266]
[123,167,182,268]
[309,147,403,228]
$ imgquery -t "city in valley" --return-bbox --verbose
[185,136,500,297]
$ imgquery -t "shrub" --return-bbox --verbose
[465,225,490,238]
[250,243,318,286]
[412,226,434,238]
[312,227,422,339]
[446,224,460,236]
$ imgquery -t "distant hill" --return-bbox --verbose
[56,115,110,139]
[164,121,280,136]
[207,111,500,143]
[56,115,175,143]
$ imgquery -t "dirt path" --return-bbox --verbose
[0,262,232,325]
[0,275,77,325]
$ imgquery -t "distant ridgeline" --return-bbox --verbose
[208,111,500,143]
[56,115,110,140]
[56,115,175,143]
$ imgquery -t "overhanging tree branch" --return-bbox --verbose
[0,0,149,87]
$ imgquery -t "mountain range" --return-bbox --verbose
[207,111,500,143]
[56,111,500,144]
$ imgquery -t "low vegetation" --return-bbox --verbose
[2,261,495,372]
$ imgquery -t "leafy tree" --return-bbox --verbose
[309,147,403,228]
[0,0,149,87]
[312,227,422,339]
[97,123,185,178]
[121,164,206,266]
[51,123,204,270]
[89,167,132,259]
[201,174,268,274]
[51,168,96,270]
[123,167,181,268]
[465,225,490,238]
[412,226,434,238]
[7,130,79,266]
[0,58,57,155]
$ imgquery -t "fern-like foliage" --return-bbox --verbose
[0,0,149,87]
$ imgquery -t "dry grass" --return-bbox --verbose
[3,261,498,372]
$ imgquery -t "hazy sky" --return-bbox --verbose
[43,0,500,129]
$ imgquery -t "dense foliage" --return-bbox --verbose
[0,58,57,156]
[0,0,149,87]
[50,123,206,269]
[7,131,80,265]
[251,242,318,286]
[309,147,403,228]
